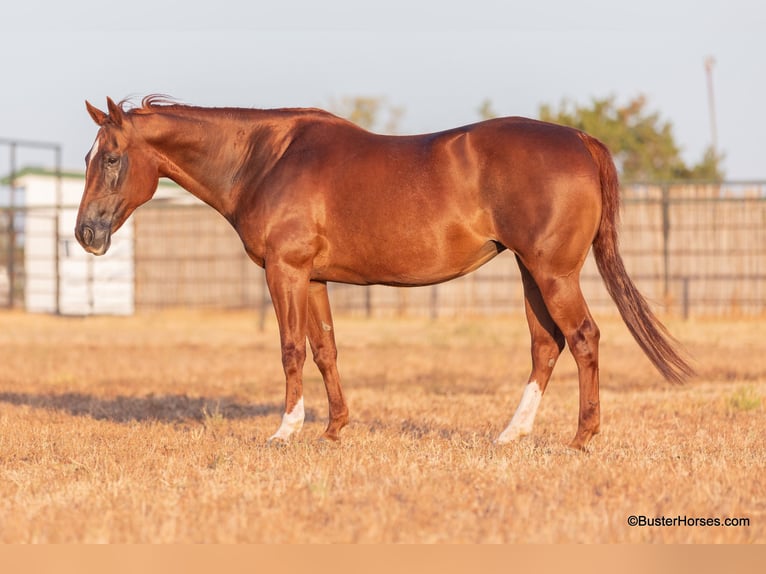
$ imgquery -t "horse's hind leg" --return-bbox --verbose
[531,270,601,450]
[496,256,565,443]
[307,280,349,441]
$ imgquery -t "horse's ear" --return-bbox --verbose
[106,97,124,127]
[86,100,108,126]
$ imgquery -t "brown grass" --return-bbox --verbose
[0,309,763,543]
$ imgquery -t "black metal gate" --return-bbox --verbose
[0,138,62,309]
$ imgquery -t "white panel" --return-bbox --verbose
[20,174,136,315]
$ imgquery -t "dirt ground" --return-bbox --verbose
[0,309,763,543]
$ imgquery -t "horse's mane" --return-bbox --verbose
[119,94,181,114]
[141,94,179,109]
[116,94,182,115]
[116,94,347,125]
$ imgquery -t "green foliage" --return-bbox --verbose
[477,98,498,120]
[537,95,725,182]
[726,385,762,413]
[329,96,404,134]
[688,146,725,180]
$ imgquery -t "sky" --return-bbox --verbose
[1,0,764,179]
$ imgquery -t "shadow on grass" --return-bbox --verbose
[0,392,319,424]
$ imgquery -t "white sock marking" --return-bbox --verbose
[495,381,543,443]
[269,397,305,442]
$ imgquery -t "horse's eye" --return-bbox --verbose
[105,155,120,167]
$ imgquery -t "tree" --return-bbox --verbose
[538,95,724,182]
[477,98,497,121]
[329,96,404,134]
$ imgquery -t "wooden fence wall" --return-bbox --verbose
[132,183,766,318]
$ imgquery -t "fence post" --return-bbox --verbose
[661,184,671,305]
[258,273,269,332]
[54,145,62,315]
[7,143,16,308]
[430,285,438,320]
[365,286,372,318]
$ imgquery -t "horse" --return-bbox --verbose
[75,96,694,450]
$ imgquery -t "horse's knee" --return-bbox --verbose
[281,342,307,376]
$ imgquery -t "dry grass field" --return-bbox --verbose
[0,308,763,543]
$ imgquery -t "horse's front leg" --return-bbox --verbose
[307,280,348,441]
[265,261,311,443]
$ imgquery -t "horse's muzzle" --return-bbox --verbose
[75,221,112,256]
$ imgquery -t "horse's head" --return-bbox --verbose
[75,97,159,255]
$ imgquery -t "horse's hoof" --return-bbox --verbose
[567,439,591,452]
[267,436,290,448]
[319,432,341,443]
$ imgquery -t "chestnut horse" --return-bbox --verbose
[76,96,693,450]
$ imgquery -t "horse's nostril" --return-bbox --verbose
[82,226,94,246]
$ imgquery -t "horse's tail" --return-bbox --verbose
[579,132,695,384]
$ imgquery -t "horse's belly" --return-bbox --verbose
[314,237,503,287]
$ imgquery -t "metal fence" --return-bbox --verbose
[2,182,765,318]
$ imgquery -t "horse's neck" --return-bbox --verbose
[140,109,292,218]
